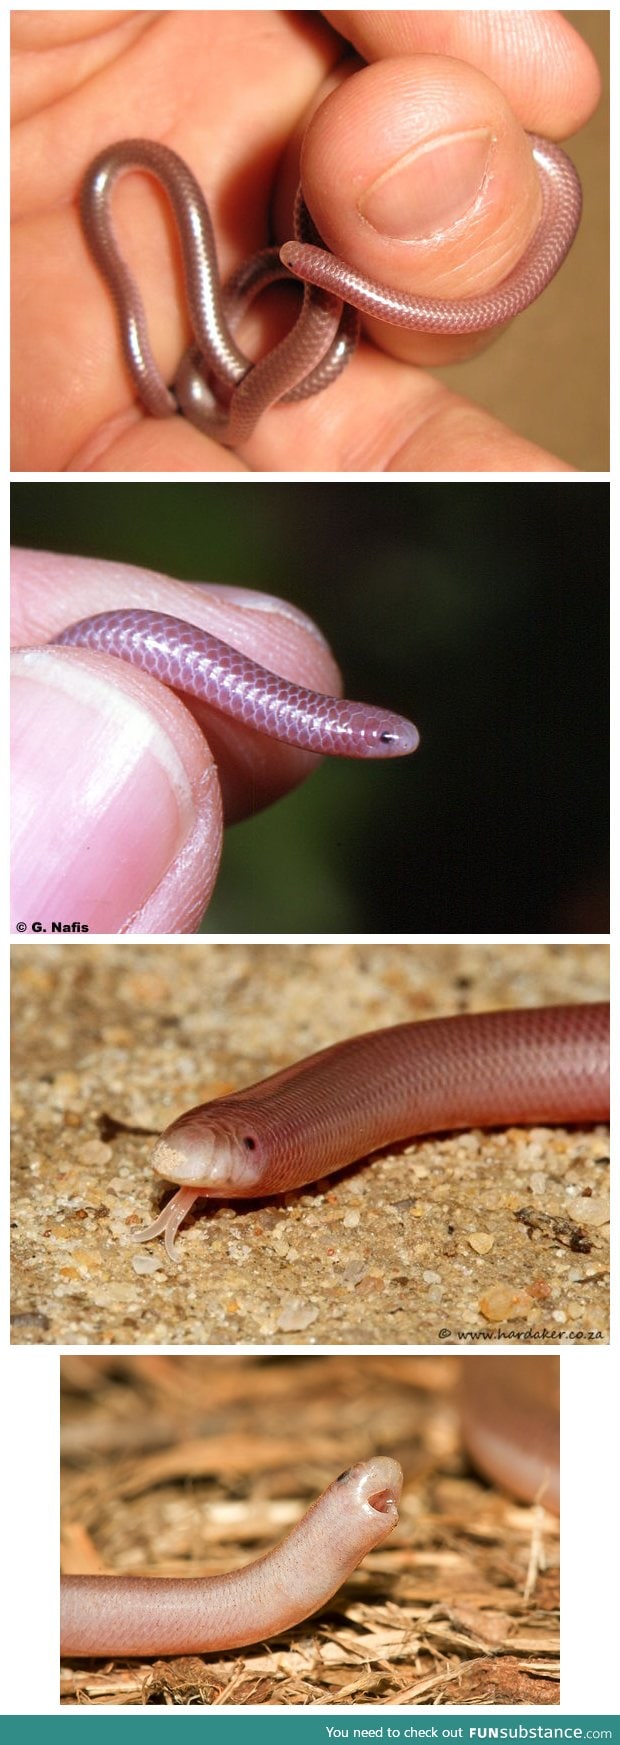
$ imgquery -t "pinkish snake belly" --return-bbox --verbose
[135,1002,609,1260]
[52,608,418,758]
[80,135,582,446]
[61,1456,402,1656]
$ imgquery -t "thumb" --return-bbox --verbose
[11,644,223,935]
[299,54,547,366]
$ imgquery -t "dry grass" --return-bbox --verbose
[60,1355,559,1707]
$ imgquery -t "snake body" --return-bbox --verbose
[80,135,582,444]
[134,1002,610,1259]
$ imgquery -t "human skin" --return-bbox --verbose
[10,549,350,933]
[11,11,600,473]
[78,132,580,441]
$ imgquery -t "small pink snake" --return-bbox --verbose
[134,1002,609,1260]
[81,134,582,446]
[52,608,419,758]
[60,1362,559,1657]
[61,1457,402,1657]
[460,1356,560,1513]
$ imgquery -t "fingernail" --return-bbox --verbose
[11,649,199,932]
[194,584,332,652]
[358,128,493,241]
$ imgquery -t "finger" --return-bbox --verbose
[11,644,223,936]
[11,548,343,821]
[10,197,246,470]
[69,411,246,474]
[323,10,601,135]
[243,337,571,473]
[11,199,205,472]
[11,10,336,468]
[300,54,552,368]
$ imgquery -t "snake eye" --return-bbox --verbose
[380,731,396,744]
[243,1135,256,1150]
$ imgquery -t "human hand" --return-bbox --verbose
[11,10,600,472]
[11,548,343,933]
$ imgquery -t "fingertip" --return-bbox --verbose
[10,645,222,935]
[121,759,223,933]
[323,11,603,137]
[11,549,343,701]
[191,581,334,656]
[11,555,352,919]
[302,56,541,296]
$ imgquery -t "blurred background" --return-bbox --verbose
[11,480,608,932]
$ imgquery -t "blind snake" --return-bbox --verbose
[52,608,419,758]
[460,1355,559,1513]
[61,1456,403,1656]
[134,1002,609,1260]
[81,134,582,446]
[60,1359,559,1657]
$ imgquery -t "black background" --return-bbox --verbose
[11,481,608,933]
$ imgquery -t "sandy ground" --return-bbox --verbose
[11,940,609,1347]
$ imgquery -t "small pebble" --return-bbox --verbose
[343,1210,360,1229]
[92,1284,139,1306]
[131,1251,164,1276]
[277,1301,319,1332]
[456,1132,480,1154]
[479,1285,532,1323]
[50,1071,81,1104]
[577,1197,609,1228]
[78,1140,113,1166]
[468,1232,494,1255]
